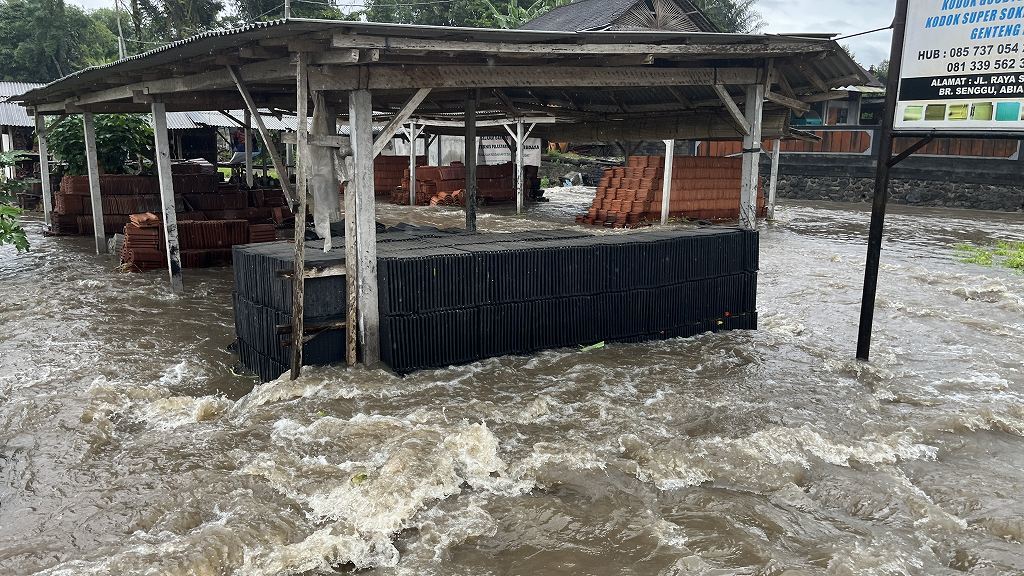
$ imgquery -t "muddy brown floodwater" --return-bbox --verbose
[1,192,1023,575]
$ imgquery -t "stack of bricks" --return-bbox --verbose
[375,155,426,197]
[578,156,764,227]
[390,162,539,206]
[119,215,279,272]
[49,162,291,237]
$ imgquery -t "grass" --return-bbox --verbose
[218,166,280,181]
[955,241,1024,271]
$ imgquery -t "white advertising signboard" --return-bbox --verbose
[895,0,1024,131]
[478,136,543,165]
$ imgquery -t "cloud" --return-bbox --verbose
[759,0,895,66]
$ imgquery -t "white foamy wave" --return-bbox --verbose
[632,425,937,492]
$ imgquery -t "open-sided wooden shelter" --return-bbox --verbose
[14,18,871,372]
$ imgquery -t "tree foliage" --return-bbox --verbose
[0,0,119,82]
[870,59,889,85]
[484,0,569,29]
[46,115,154,176]
[690,0,764,33]
[0,151,31,252]
[363,0,499,27]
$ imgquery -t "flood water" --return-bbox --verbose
[1,193,1023,575]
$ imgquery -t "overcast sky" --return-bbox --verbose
[70,0,897,67]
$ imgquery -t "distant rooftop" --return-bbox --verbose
[520,0,718,32]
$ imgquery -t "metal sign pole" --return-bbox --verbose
[856,0,909,361]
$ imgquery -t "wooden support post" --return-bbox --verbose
[290,53,309,380]
[34,115,52,228]
[515,119,525,214]
[739,84,764,230]
[228,65,294,204]
[82,112,107,254]
[244,108,254,188]
[767,139,781,221]
[464,92,477,232]
[661,139,674,225]
[150,102,184,294]
[349,89,381,366]
[408,121,417,206]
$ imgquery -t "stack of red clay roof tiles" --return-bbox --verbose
[375,155,426,197]
[120,213,165,272]
[389,162,539,206]
[578,156,765,228]
[119,214,279,272]
[50,162,292,237]
[249,224,278,243]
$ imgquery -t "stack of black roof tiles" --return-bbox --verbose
[232,225,758,380]
[232,239,347,382]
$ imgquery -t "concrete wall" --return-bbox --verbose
[763,154,1024,212]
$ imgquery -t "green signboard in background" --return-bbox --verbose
[895,0,1024,131]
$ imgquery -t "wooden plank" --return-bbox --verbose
[309,65,761,91]
[150,102,184,294]
[349,89,381,366]
[290,53,309,380]
[72,58,294,106]
[410,116,556,128]
[82,112,106,254]
[530,109,788,141]
[372,88,431,157]
[228,65,295,205]
[331,33,828,57]
[34,115,52,228]
[764,90,810,113]
[739,84,764,229]
[712,84,751,135]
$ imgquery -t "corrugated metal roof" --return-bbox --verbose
[187,110,296,131]
[0,81,43,98]
[0,103,34,127]
[13,18,859,107]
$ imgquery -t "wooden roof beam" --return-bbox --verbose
[66,58,294,107]
[308,65,761,91]
[712,84,751,135]
[764,90,810,113]
[330,33,830,58]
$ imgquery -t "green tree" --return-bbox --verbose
[0,151,31,252]
[0,0,119,82]
[484,0,569,28]
[691,0,763,33]
[870,59,889,84]
[226,0,349,22]
[363,0,499,27]
[46,115,154,176]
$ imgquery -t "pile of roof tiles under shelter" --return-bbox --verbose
[579,156,766,227]
[232,224,758,381]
